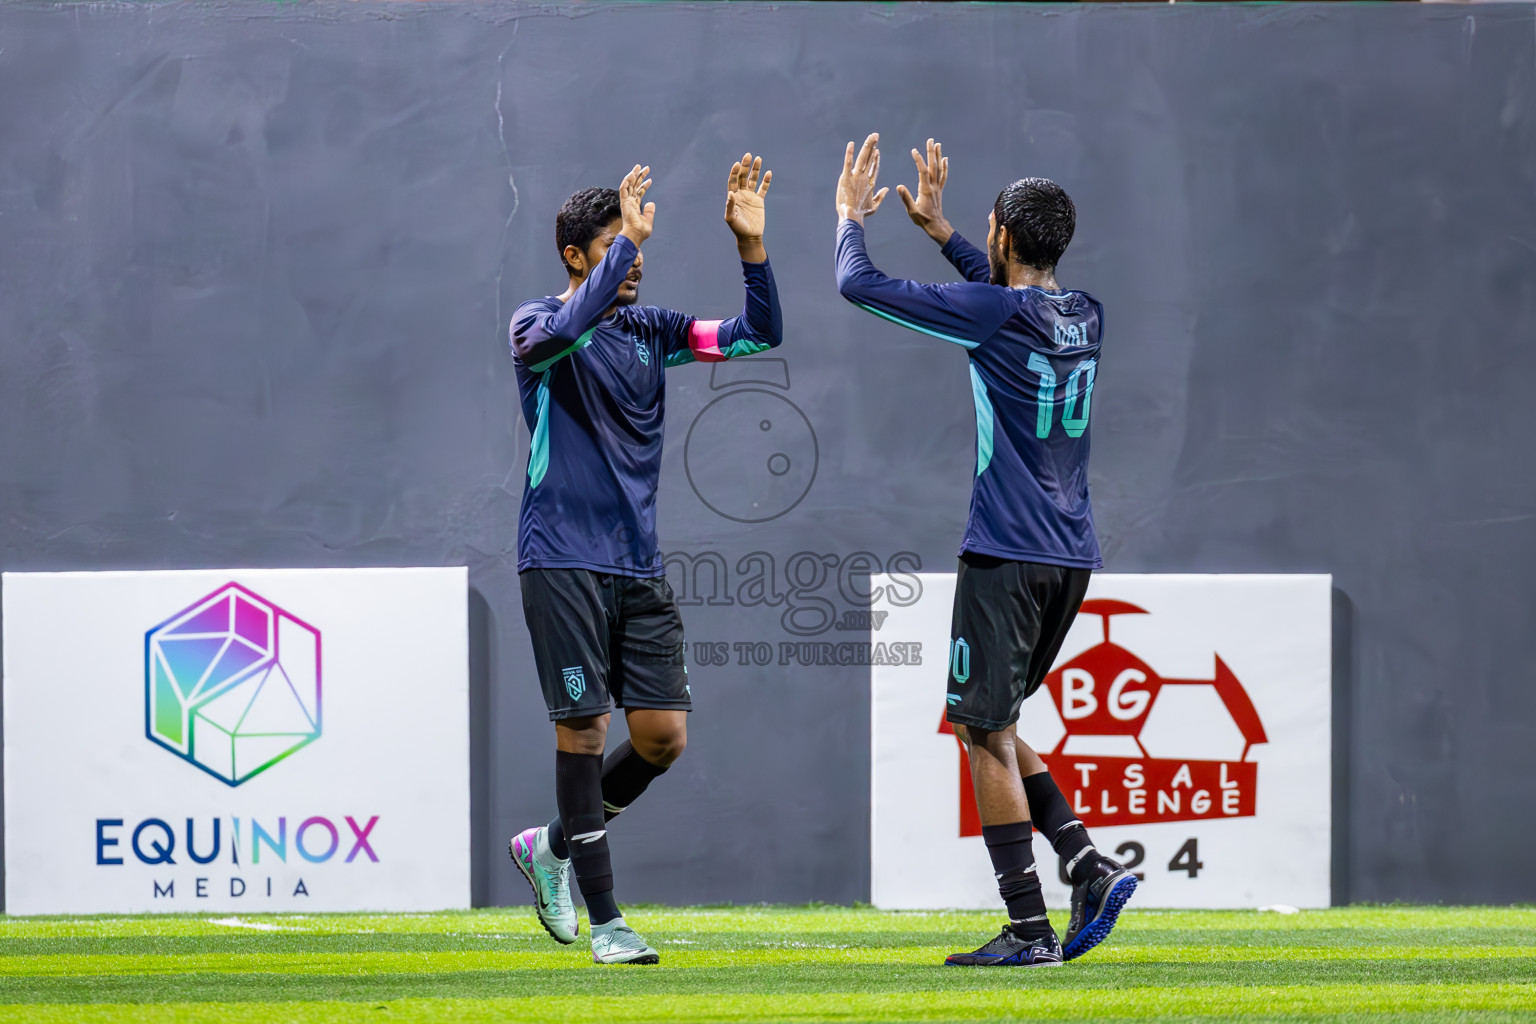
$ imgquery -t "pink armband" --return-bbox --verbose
[687,319,728,362]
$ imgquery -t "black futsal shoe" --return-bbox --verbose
[944,926,1064,967]
[1062,858,1138,961]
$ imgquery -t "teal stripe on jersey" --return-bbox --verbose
[528,370,553,488]
[664,334,771,367]
[970,363,995,477]
[854,301,980,350]
[529,325,597,373]
[721,336,774,359]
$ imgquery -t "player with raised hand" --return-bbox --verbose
[836,134,1136,967]
[508,155,781,965]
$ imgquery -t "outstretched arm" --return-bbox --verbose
[666,153,784,365]
[897,138,989,284]
[511,238,635,372]
[836,219,1008,349]
[668,260,783,366]
[940,233,992,285]
[511,165,655,372]
[836,136,1012,348]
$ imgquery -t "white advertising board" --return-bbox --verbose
[3,568,470,914]
[872,573,1331,910]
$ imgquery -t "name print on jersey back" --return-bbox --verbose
[1053,320,1091,349]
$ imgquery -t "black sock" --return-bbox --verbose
[547,741,671,860]
[547,818,570,861]
[981,821,1051,940]
[554,750,621,926]
[599,740,670,818]
[1023,771,1100,886]
[584,889,622,926]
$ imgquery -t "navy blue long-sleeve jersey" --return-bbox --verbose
[511,234,783,576]
[836,219,1103,569]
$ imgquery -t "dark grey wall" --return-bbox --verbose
[1,1,1532,906]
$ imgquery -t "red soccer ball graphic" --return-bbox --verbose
[941,600,1268,837]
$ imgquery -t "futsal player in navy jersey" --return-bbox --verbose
[508,157,781,964]
[836,135,1136,966]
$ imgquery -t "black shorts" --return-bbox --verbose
[944,554,1092,732]
[520,568,691,721]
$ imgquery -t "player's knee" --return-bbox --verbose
[555,714,609,756]
[633,729,687,768]
[958,724,993,751]
[963,724,1013,755]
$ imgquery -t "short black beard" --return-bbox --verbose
[614,289,640,307]
[988,241,1008,286]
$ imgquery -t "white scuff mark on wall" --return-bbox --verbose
[492,22,522,345]
[494,22,528,495]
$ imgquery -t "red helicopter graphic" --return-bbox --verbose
[940,600,1268,837]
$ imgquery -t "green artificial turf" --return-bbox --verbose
[0,905,1532,1022]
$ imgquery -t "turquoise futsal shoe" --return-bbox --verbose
[510,826,578,944]
[590,918,660,965]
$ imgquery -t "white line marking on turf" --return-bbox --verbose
[208,917,299,931]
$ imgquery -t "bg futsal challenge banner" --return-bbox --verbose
[2,568,470,914]
[870,574,1331,910]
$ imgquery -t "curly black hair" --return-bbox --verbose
[993,178,1076,272]
[555,186,622,273]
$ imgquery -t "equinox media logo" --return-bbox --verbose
[145,583,322,786]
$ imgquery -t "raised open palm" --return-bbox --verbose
[836,133,888,224]
[618,163,655,246]
[896,138,954,244]
[725,152,772,240]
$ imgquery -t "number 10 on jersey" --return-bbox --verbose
[1028,353,1097,440]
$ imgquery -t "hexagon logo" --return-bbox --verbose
[145,583,321,786]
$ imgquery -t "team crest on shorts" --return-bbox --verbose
[562,665,586,702]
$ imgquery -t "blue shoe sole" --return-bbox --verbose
[1062,873,1138,962]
